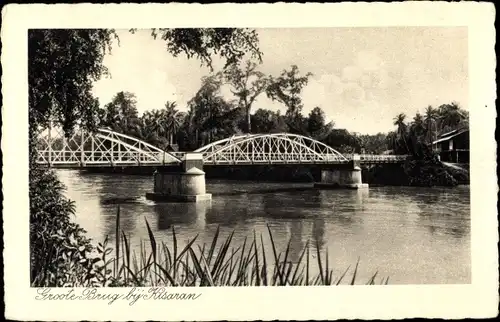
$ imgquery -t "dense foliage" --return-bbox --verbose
[28,29,117,286]
[375,103,470,187]
[147,28,263,71]
[387,103,469,156]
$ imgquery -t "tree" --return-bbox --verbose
[424,105,438,144]
[411,113,425,136]
[222,60,269,133]
[162,101,183,145]
[102,91,140,135]
[306,106,333,140]
[28,29,117,286]
[29,29,117,141]
[408,113,427,156]
[436,102,468,134]
[252,108,288,133]
[146,28,263,71]
[386,131,398,153]
[357,133,389,154]
[324,129,362,154]
[266,65,313,127]
[135,115,163,148]
[146,109,166,138]
[187,75,239,146]
[393,113,407,135]
[31,28,263,138]
[393,113,409,154]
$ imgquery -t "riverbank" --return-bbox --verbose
[363,159,469,187]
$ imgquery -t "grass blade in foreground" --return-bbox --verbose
[82,210,387,287]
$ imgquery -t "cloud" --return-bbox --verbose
[341,66,363,83]
[90,28,468,135]
[341,82,366,106]
[297,50,397,133]
[356,50,384,72]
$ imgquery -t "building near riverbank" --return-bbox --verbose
[432,129,470,163]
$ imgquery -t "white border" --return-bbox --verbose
[2,2,498,320]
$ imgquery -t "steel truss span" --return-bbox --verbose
[37,129,406,168]
[194,133,350,165]
[36,127,181,167]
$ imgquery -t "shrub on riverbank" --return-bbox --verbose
[404,157,458,187]
[30,165,97,286]
[363,153,469,187]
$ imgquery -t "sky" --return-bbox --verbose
[91,27,468,134]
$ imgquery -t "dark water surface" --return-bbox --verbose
[57,169,470,285]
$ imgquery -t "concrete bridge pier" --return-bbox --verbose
[146,153,212,202]
[314,155,369,189]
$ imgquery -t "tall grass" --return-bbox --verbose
[98,206,389,287]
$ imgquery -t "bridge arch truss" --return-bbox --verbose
[36,127,181,167]
[194,133,349,165]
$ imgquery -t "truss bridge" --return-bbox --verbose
[36,128,407,168]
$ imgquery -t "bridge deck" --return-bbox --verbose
[37,155,406,168]
[36,128,407,168]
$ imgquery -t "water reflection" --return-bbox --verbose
[261,192,313,220]
[206,194,258,228]
[102,205,139,239]
[154,202,210,231]
[311,217,326,249]
[317,189,368,228]
[289,220,305,263]
[415,207,469,239]
[57,170,471,284]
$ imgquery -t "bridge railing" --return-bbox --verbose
[169,151,187,159]
[343,154,408,162]
[37,146,408,167]
[156,152,407,164]
[36,150,177,166]
[201,152,349,164]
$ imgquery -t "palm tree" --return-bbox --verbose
[150,110,165,137]
[424,105,438,144]
[163,101,183,145]
[134,117,160,147]
[393,113,409,154]
[412,113,425,137]
[437,102,467,134]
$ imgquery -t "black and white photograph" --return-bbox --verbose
[2,3,497,321]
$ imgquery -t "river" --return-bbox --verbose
[57,169,471,285]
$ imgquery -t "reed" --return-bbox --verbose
[97,208,387,287]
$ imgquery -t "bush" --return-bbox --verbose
[30,165,96,286]
[403,155,458,187]
[364,152,467,187]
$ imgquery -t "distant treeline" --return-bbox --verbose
[91,66,469,158]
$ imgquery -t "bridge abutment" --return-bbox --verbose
[146,153,212,202]
[314,155,369,189]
